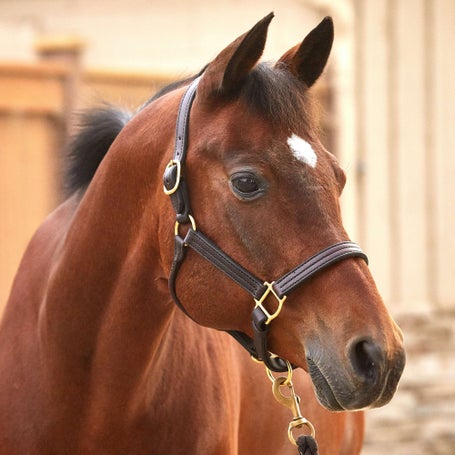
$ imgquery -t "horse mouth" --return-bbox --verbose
[306,357,346,411]
[306,351,405,411]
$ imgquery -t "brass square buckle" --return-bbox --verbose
[254,281,287,325]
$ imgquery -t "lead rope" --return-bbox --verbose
[265,364,319,455]
[296,436,318,455]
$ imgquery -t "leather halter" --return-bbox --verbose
[163,77,368,372]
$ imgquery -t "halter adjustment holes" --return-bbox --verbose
[229,171,267,201]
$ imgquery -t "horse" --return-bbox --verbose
[0,13,405,454]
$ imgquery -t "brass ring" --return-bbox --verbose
[266,359,293,385]
[174,215,197,237]
[251,356,263,365]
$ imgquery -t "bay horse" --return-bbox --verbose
[0,14,405,454]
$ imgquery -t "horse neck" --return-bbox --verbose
[39,101,181,425]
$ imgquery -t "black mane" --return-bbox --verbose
[65,106,132,195]
[65,63,315,195]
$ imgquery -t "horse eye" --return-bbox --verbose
[229,172,265,200]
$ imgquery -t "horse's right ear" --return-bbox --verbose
[197,13,274,100]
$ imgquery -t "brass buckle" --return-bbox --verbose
[254,281,287,325]
[163,160,181,195]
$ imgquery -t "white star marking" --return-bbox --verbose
[287,134,317,168]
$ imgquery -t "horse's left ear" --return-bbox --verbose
[198,12,274,99]
[277,16,334,87]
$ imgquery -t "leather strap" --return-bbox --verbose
[274,241,368,297]
[184,229,267,299]
[163,77,201,223]
[173,77,200,163]
[168,235,191,318]
[252,307,289,371]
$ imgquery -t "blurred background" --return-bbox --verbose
[0,0,454,453]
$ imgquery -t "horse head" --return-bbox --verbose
[158,13,405,412]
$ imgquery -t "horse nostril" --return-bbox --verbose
[349,338,383,383]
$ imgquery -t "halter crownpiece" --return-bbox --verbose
[163,76,368,372]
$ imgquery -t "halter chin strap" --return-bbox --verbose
[163,77,368,372]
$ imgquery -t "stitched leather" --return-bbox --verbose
[185,229,267,299]
[173,77,200,162]
[274,241,368,297]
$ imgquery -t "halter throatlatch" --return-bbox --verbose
[163,76,368,372]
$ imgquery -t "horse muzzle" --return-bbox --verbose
[306,338,406,411]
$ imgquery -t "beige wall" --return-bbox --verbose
[353,0,455,312]
[0,0,323,74]
[352,2,455,452]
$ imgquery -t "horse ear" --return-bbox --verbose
[198,12,274,99]
[277,16,334,87]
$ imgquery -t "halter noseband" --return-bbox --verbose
[163,77,368,372]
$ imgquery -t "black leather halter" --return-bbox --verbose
[163,77,368,372]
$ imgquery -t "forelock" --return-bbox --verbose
[239,62,318,134]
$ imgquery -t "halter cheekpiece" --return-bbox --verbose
[163,76,368,372]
